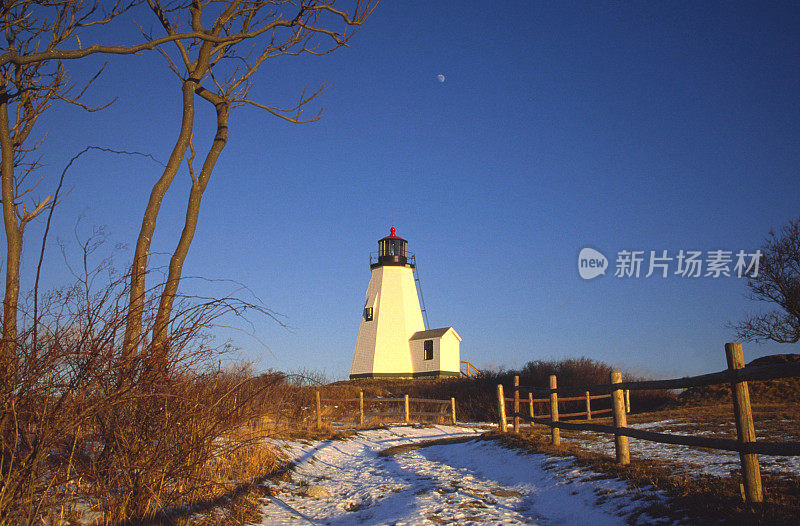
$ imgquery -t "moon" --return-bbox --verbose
[437,74,445,83]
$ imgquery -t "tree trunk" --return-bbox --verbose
[122,21,217,372]
[151,99,230,367]
[121,79,197,365]
[0,100,21,372]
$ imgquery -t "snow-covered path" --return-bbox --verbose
[257,425,673,525]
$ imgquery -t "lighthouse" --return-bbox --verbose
[349,228,461,379]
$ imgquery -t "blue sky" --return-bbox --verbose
[17,1,800,380]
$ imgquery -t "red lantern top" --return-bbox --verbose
[381,226,405,241]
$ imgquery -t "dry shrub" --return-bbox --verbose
[318,358,675,425]
[0,252,284,524]
[518,357,675,414]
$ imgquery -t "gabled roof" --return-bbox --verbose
[409,327,462,341]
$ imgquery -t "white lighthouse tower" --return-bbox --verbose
[350,228,461,379]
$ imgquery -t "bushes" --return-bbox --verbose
[2,358,285,524]
[519,357,614,387]
[0,265,284,524]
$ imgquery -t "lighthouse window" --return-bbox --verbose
[363,307,373,321]
[423,340,433,360]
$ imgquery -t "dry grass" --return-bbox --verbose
[0,263,320,525]
[197,362,798,524]
[679,378,800,407]
[147,382,798,524]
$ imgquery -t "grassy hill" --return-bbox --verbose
[679,354,800,405]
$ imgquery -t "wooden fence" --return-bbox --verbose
[315,389,456,428]
[498,376,625,434]
[495,343,800,505]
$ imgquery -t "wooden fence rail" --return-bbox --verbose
[460,360,482,378]
[315,390,457,428]
[495,343,800,506]
[512,416,800,456]
[501,389,617,425]
[516,361,800,397]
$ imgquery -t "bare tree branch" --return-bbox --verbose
[731,216,800,344]
[32,145,164,354]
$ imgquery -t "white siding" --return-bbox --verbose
[438,330,461,374]
[350,266,424,377]
[409,337,440,373]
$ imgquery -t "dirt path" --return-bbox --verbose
[256,425,674,525]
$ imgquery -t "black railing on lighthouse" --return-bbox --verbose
[369,250,416,266]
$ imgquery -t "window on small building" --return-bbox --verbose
[364,307,373,321]
[423,339,433,360]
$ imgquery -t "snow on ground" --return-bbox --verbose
[564,420,800,478]
[257,425,676,525]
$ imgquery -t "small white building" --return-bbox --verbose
[349,228,461,379]
[409,327,462,377]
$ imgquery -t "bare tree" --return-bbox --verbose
[121,0,377,372]
[0,0,139,380]
[732,216,800,344]
[0,0,376,378]
[0,2,382,519]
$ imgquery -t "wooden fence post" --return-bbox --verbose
[513,375,520,433]
[359,390,364,427]
[528,392,534,427]
[549,375,560,445]
[497,384,507,432]
[611,371,630,465]
[404,394,410,424]
[625,389,631,413]
[451,397,457,424]
[585,391,592,420]
[315,388,321,430]
[725,342,763,505]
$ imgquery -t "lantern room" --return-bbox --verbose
[373,226,413,268]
